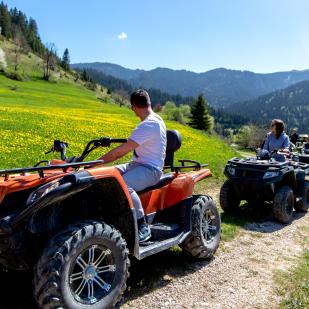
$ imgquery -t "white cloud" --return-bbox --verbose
[117,32,128,40]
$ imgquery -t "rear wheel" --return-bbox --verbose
[220,180,240,212]
[34,221,129,309]
[294,182,309,212]
[273,186,294,223]
[181,195,221,259]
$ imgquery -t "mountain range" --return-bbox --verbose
[227,79,309,131]
[72,62,309,108]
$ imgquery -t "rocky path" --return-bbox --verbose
[122,191,309,309]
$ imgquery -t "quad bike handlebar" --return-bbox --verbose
[45,140,69,161]
[0,137,127,180]
[46,137,128,163]
[78,137,127,162]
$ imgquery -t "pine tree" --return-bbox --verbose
[0,2,12,38]
[28,17,38,36]
[81,69,89,82]
[16,10,27,35]
[61,48,70,71]
[189,94,213,131]
[10,7,18,24]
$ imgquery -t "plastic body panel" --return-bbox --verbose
[140,169,211,215]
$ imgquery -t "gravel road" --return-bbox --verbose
[121,198,309,308]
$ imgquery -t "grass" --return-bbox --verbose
[0,74,236,180]
[274,225,309,309]
[275,251,309,309]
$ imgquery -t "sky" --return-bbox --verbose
[4,0,309,73]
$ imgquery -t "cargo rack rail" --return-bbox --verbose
[0,160,103,181]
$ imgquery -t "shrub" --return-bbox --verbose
[236,125,266,149]
[4,70,25,81]
[162,101,191,125]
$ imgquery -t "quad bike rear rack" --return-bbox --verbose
[289,161,309,174]
[164,159,208,173]
[228,157,289,169]
[0,160,103,181]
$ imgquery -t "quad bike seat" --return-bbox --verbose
[138,130,182,194]
[138,172,175,193]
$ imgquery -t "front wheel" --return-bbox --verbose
[180,195,221,259]
[273,186,294,223]
[220,180,240,213]
[34,221,130,309]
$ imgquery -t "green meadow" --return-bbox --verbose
[0,74,236,179]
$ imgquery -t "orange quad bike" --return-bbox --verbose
[0,130,221,309]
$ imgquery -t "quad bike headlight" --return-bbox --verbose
[263,171,279,179]
[227,166,236,176]
[27,180,61,205]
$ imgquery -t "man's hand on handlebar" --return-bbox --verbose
[98,139,138,164]
[45,137,128,163]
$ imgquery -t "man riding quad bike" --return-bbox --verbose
[0,90,221,309]
[98,89,168,243]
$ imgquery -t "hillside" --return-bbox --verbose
[76,67,195,106]
[75,67,250,132]
[0,74,236,179]
[228,80,309,132]
[72,62,309,108]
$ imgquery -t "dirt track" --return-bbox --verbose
[121,195,309,309]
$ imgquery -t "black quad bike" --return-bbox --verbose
[294,134,309,163]
[220,150,309,224]
[0,130,221,309]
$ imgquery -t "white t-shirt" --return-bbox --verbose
[129,113,167,170]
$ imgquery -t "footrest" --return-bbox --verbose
[150,223,182,240]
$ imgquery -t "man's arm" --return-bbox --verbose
[98,139,139,164]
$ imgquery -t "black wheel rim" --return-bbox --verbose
[201,208,217,243]
[69,244,116,305]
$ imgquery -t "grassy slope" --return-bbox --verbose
[0,39,42,77]
[0,75,236,179]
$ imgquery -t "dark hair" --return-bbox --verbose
[130,89,151,108]
[271,119,285,139]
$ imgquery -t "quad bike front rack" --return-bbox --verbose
[0,160,103,181]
